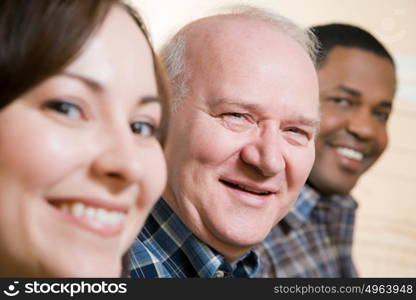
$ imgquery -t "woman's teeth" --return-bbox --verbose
[58,202,125,225]
[336,147,364,161]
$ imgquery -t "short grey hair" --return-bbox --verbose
[159,30,188,112]
[160,5,319,111]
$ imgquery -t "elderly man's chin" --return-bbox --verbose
[209,226,274,264]
[222,226,274,248]
[205,208,286,254]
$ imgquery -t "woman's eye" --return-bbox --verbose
[131,121,156,137]
[43,100,82,120]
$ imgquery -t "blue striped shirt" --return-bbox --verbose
[130,198,259,278]
[255,184,358,277]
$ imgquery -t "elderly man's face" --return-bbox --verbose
[164,18,319,262]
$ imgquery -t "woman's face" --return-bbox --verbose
[0,6,166,277]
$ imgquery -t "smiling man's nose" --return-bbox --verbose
[347,108,377,141]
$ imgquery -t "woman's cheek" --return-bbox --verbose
[5,122,87,186]
[142,144,167,206]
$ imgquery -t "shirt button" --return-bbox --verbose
[213,270,224,278]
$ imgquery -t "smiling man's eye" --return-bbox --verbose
[43,100,82,119]
[131,121,156,137]
[328,97,352,107]
[373,110,390,122]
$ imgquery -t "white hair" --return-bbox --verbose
[159,31,188,112]
[160,5,319,110]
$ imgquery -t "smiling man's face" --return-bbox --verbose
[163,16,319,263]
[309,46,396,195]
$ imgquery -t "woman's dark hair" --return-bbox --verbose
[0,0,170,143]
[1,0,170,277]
[0,0,114,108]
[120,3,170,144]
[310,23,395,68]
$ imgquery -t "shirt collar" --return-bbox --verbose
[152,198,259,278]
[283,184,358,229]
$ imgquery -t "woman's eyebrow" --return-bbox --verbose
[60,72,161,105]
[61,71,104,91]
[140,96,161,105]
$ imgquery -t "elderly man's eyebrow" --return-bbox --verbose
[211,97,263,111]
[214,97,320,127]
[299,116,320,128]
[289,115,320,131]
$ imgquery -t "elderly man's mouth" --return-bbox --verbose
[219,179,275,196]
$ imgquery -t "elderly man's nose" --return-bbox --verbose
[240,130,285,177]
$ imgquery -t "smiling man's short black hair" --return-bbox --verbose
[311,23,394,67]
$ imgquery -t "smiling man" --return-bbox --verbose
[129,7,320,278]
[256,23,396,277]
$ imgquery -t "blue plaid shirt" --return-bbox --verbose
[130,198,259,278]
[255,184,358,277]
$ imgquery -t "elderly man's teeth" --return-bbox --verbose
[61,203,70,213]
[72,202,85,218]
[85,206,95,219]
[60,202,125,225]
[235,184,270,195]
[220,179,272,195]
[336,147,364,161]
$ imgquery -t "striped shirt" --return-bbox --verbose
[130,198,259,278]
[255,184,358,277]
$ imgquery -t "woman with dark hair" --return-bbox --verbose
[0,0,170,277]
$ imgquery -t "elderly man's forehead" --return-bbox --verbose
[182,15,304,68]
[183,15,283,43]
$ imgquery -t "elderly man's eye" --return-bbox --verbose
[284,127,310,146]
[131,121,156,137]
[220,112,254,132]
[225,112,245,118]
[43,100,83,120]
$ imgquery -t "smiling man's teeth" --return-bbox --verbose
[336,147,364,161]
[59,202,125,225]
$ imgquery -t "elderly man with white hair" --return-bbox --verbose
[130,6,320,278]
